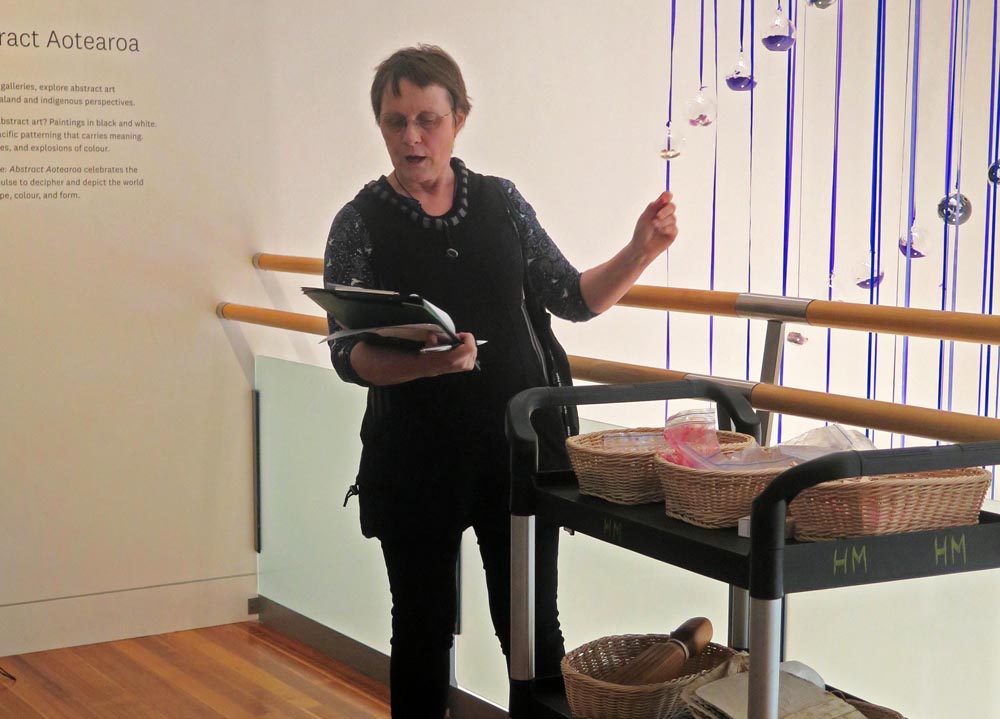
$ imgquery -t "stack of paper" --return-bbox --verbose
[687,672,866,719]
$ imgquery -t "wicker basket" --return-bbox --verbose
[561,634,738,719]
[653,449,786,528]
[832,691,906,719]
[789,467,991,541]
[567,429,755,505]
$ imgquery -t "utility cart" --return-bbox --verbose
[505,379,1000,719]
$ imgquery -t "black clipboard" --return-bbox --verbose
[303,285,460,348]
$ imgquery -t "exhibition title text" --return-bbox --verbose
[0,30,139,52]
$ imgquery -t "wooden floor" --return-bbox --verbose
[0,622,390,719]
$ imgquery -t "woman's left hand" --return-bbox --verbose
[630,191,678,260]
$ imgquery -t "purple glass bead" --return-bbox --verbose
[726,75,757,91]
[762,34,795,51]
[989,161,1000,184]
[786,331,808,345]
[897,238,927,258]
[855,270,884,290]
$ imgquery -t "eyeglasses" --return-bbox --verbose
[379,111,452,134]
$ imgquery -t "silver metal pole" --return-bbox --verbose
[748,598,782,719]
[728,586,750,651]
[510,515,536,682]
[756,319,785,446]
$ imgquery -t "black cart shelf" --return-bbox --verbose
[505,379,1000,719]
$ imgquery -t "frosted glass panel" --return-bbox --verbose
[255,355,391,653]
[255,362,1000,716]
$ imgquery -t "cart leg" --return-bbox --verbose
[748,597,782,719]
[510,515,536,681]
[728,586,750,651]
[510,514,535,717]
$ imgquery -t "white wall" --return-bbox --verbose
[0,0,278,653]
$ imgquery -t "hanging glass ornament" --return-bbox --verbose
[761,5,796,51]
[725,55,756,91]
[686,87,718,127]
[807,0,837,8]
[897,223,931,258]
[851,257,884,290]
[988,160,1000,184]
[659,123,685,160]
[786,331,808,345]
[937,192,972,225]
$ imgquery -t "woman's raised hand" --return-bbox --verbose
[631,191,678,260]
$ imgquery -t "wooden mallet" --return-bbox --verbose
[605,617,713,685]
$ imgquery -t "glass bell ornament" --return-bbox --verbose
[988,160,1000,184]
[659,123,685,160]
[898,223,931,259]
[687,88,717,127]
[807,0,837,8]
[725,55,756,91]
[937,192,972,225]
[761,6,796,51]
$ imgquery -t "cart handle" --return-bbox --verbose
[749,440,1000,599]
[506,379,761,516]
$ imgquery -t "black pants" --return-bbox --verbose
[379,516,565,719]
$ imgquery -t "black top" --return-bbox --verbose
[323,159,594,539]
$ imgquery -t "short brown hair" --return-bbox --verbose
[370,44,472,121]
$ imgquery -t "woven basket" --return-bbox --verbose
[561,634,738,719]
[567,429,755,505]
[653,449,786,528]
[789,467,991,541]
[832,691,906,719]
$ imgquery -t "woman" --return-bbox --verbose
[325,45,677,718]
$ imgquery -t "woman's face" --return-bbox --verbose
[378,78,465,188]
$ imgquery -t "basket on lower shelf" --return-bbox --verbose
[789,467,992,541]
[832,692,906,719]
[567,429,755,505]
[652,450,785,528]
[561,633,738,719]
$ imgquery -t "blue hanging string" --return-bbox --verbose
[745,0,757,383]
[825,0,844,400]
[981,0,1000,493]
[739,0,746,53]
[699,0,706,87]
[776,0,799,444]
[937,0,960,414]
[945,0,972,414]
[709,0,719,377]
[666,0,677,192]
[780,0,796,299]
[899,0,923,447]
[665,0,677,421]
[867,0,888,442]
[980,0,999,417]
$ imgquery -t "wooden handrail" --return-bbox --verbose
[569,356,1000,443]
[250,252,1000,345]
[217,303,327,335]
[217,302,1000,443]
[253,253,324,275]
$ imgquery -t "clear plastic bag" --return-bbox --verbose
[660,408,723,468]
[600,430,667,451]
[660,421,877,472]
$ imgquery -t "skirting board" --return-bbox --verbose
[0,573,257,657]
[258,596,507,719]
